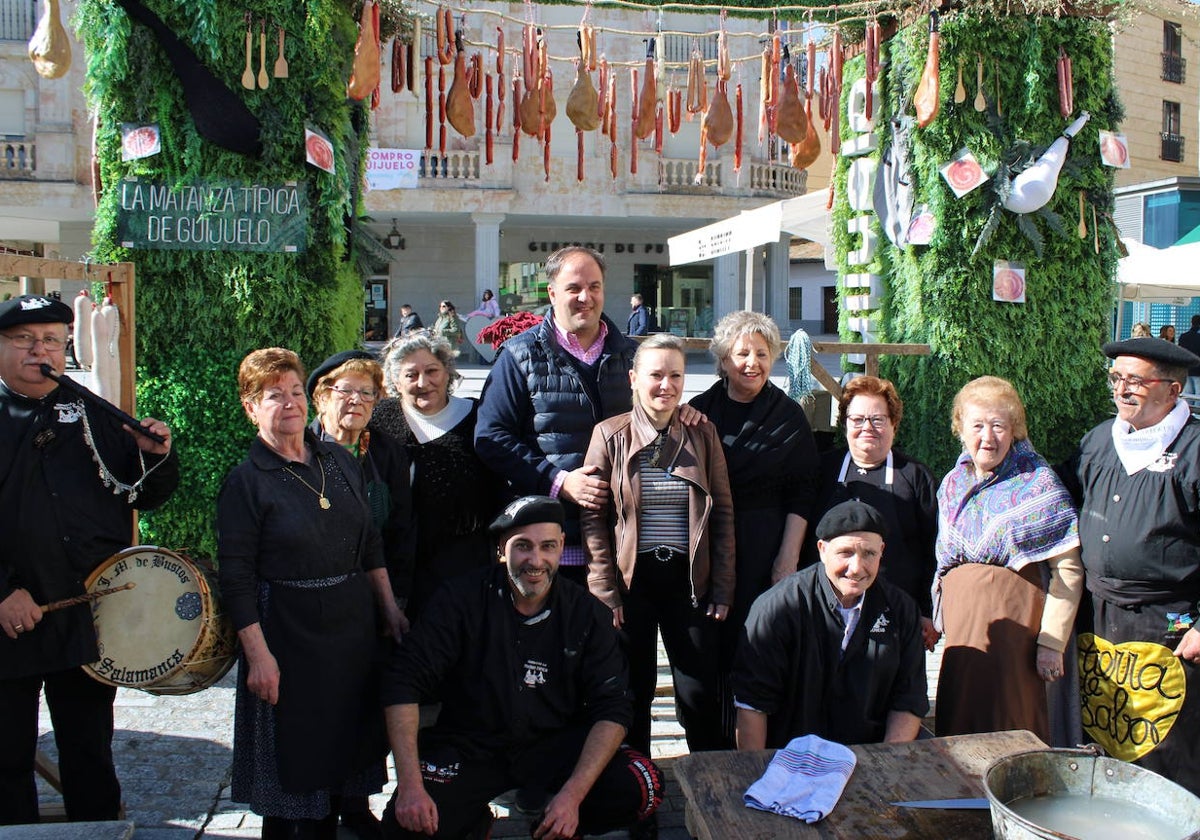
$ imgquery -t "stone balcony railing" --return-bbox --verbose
[0,140,34,178]
[414,146,807,199]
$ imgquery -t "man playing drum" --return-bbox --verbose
[0,294,178,824]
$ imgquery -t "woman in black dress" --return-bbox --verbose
[218,348,397,839]
[689,311,819,737]
[371,333,498,623]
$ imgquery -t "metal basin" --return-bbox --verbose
[984,748,1200,840]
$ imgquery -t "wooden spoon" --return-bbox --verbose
[973,54,986,111]
[257,21,270,89]
[241,21,254,90]
[954,57,966,104]
[274,27,288,78]
[1078,191,1088,239]
[1093,206,1100,253]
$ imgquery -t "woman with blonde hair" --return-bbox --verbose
[583,333,735,760]
[934,376,1083,743]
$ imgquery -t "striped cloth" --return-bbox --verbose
[744,735,857,823]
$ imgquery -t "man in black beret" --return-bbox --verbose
[731,500,928,750]
[0,295,179,824]
[381,496,661,840]
[1059,336,1200,795]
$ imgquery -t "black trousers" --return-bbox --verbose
[0,667,120,824]
[381,728,661,840]
[621,551,728,754]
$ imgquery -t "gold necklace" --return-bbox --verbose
[282,459,331,510]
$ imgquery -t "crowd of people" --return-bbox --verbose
[4,244,1200,839]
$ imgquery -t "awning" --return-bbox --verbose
[668,191,830,266]
[1118,238,1200,302]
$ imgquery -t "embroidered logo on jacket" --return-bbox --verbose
[55,401,83,424]
[523,659,548,687]
[868,612,890,635]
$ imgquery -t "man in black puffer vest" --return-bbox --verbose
[476,246,636,585]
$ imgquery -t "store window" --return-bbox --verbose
[658,265,714,337]
[497,262,550,314]
[364,275,389,340]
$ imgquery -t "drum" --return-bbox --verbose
[83,546,238,696]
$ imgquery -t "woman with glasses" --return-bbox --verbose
[582,334,735,760]
[370,332,499,623]
[307,350,413,836]
[806,376,940,651]
[933,376,1083,744]
[688,311,818,740]
[308,351,413,633]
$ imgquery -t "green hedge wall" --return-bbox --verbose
[832,12,1118,476]
[77,0,369,560]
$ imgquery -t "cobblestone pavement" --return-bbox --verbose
[33,350,949,840]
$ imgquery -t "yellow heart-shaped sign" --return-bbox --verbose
[1078,633,1186,761]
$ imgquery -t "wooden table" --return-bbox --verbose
[674,730,1045,839]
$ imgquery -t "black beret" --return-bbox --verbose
[306,350,377,398]
[1102,337,1200,369]
[815,500,889,542]
[488,495,566,537]
[0,295,73,330]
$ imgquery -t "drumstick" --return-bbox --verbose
[38,364,166,443]
[39,582,136,613]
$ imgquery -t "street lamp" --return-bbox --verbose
[384,218,405,250]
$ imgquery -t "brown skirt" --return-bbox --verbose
[935,563,1049,741]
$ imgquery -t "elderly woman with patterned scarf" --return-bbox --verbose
[934,376,1083,744]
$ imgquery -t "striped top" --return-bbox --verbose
[636,447,689,553]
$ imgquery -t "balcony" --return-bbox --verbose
[414,146,808,201]
[1162,53,1187,84]
[1161,132,1185,163]
[0,0,34,41]
[0,139,34,177]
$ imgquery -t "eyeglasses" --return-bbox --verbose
[0,332,66,351]
[328,385,378,402]
[846,414,890,430]
[1106,372,1173,391]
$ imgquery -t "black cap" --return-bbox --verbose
[306,350,377,398]
[0,295,73,330]
[815,500,889,542]
[1102,337,1200,369]
[488,495,566,537]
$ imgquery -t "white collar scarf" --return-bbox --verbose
[1111,398,1191,475]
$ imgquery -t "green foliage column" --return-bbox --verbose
[833,12,1118,475]
[77,0,368,559]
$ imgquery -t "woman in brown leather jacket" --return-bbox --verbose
[582,333,736,756]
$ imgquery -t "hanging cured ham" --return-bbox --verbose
[566,40,599,131]
[446,30,475,136]
[28,0,71,79]
[913,11,941,128]
[790,39,820,170]
[634,39,657,140]
[347,0,380,101]
[776,50,807,145]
